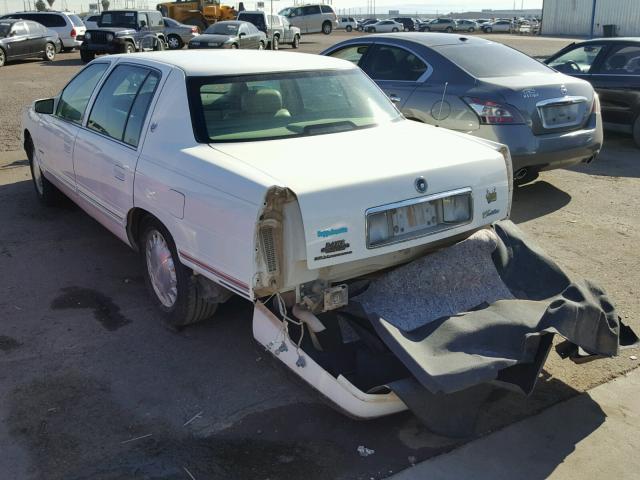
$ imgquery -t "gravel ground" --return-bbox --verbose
[0,32,638,480]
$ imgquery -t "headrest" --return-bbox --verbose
[241,89,283,114]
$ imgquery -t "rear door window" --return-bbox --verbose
[320,5,334,14]
[302,5,321,15]
[328,44,369,66]
[595,45,640,75]
[87,65,160,147]
[11,22,28,36]
[56,63,110,124]
[363,44,428,81]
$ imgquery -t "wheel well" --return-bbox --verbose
[126,208,158,252]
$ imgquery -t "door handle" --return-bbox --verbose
[389,94,402,103]
[113,163,125,181]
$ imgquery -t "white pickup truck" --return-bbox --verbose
[23,51,626,426]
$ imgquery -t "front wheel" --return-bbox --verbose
[468,27,475,32]
[322,21,332,34]
[271,35,279,50]
[258,40,265,50]
[392,27,399,32]
[26,135,62,206]
[80,49,94,63]
[231,43,238,49]
[484,27,492,33]
[291,34,300,49]
[141,219,218,327]
[167,34,183,50]
[445,26,453,33]
[42,42,56,61]
[346,25,352,32]
[0,48,6,67]
[123,41,135,54]
[154,37,166,51]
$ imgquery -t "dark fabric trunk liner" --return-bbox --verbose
[348,220,626,395]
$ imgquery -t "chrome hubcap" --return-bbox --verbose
[145,230,178,308]
[168,37,179,48]
[46,45,54,59]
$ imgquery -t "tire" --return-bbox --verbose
[633,115,640,149]
[468,27,475,32]
[292,34,300,49]
[154,37,166,51]
[425,26,431,32]
[485,27,492,33]
[346,25,352,32]
[0,48,5,67]
[25,134,63,206]
[167,34,183,50]
[258,40,265,50]
[231,43,238,49]
[322,21,332,35]
[42,42,56,61]
[392,28,399,32]
[140,218,218,327]
[271,35,279,50]
[445,26,453,33]
[80,49,94,63]
[123,41,135,54]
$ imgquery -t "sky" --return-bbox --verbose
[1,0,543,16]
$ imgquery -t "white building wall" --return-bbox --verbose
[542,0,640,37]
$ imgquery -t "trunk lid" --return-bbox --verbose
[476,73,594,135]
[211,120,510,269]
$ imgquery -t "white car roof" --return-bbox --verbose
[125,50,356,76]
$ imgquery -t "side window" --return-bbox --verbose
[548,45,604,74]
[138,13,148,28]
[596,45,640,75]
[11,22,27,36]
[87,65,160,147]
[364,45,428,81]
[302,5,321,15]
[328,44,369,66]
[149,11,164,27]
[56,63,109,124]
[320,5,334,14]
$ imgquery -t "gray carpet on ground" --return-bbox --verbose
[354,229,514,331]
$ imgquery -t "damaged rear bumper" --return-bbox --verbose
[253,221,637,427]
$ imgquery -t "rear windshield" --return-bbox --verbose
[69,14,84,27]
[205,23,239,35]
[187,69,400,143]
[436,43,553,77]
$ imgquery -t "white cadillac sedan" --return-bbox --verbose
[23,50,516,419]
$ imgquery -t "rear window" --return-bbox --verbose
[4,13,66,27]
[320,5,334,14]
[437,43,553,78]
[69,14,84,27]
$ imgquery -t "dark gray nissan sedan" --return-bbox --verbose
[322,33,603,184]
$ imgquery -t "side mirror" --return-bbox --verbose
[239,32,246,37]
[9,30,16,37]
[34,98,55,115]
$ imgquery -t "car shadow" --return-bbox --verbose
[510,180,572,224]
[569,132,640,179]
[40,57,84,67]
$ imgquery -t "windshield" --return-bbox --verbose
[205,22,239,35]
[0,23,10,37]
[436,43,553,77]
[188,69,401,143]
[279,8,292,16]
[99,11,137,28]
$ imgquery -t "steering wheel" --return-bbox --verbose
[564,60,582,73]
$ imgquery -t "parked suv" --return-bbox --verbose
[1,11,85,51]
[80,9,167,62]
[279,4,338,34]
[338,16,357,32]
[392,17,416,31]
[420,18,456,32]
[237,11,301,50]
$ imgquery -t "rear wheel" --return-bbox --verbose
[322,21,332,34]
[633,115,640,148]
[0,48,5,67]
[346,25,352,32]
[123,41,135,54]
[80,49,94,63]
[392,27,399,32]
[141,218,219,327]
[42,42,56,61]
[258,40,265,50]
[485,27,493,33]
[167,34,183,50]
[445,26,453,33]
[271,35,279,50]
[231,43,238,49]
[468,27,475,32]
[292,34,300,49]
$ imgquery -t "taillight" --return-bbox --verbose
[70,28,77,37]
[591,93,601,115]
[464,97,525,125]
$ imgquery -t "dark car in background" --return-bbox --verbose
[0,18,60,67]
[323,33,603,184]
[188,21,266,50]
[546,38,640,147]
[80,9,167,62]
[392,17,417,31]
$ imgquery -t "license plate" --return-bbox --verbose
[540,103,582,128]
[389,201,438,236]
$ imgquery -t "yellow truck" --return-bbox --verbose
[156,0,238,32]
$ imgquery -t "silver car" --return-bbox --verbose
[163,17,199,50]
[455,19,479,32]
[420,18,456,33]
[323,33,603,184]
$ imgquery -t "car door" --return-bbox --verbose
[360,44,427,109]
[302,5,321,33]
[6,21,29,57]
[589,43,640,128]
[73,63,164,225]
[24,21,45,55]
[36,62,110,189]
[237,23,249,48]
